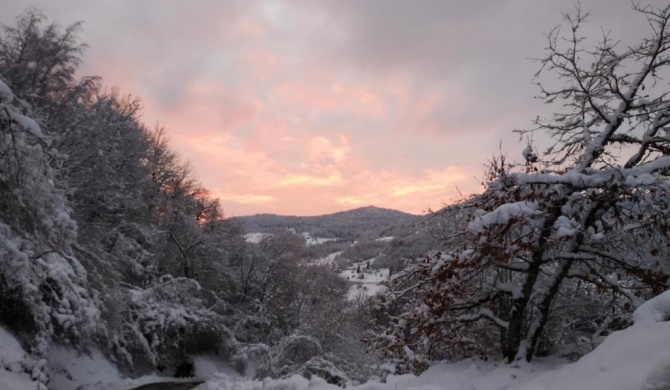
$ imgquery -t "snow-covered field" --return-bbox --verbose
[244,232,336,247]
[243,232,272,244]
[313,250,344,266]
[340,258,389,299]
[302,232,337,246]
[2,289,670,389]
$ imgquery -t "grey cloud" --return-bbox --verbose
[280,0,657,138]
[1,0,256,110]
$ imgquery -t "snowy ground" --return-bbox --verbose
[244,232,336,247]
[243,232,271,244]
[313,251,390,298]
[313,251,344,266]
[197,290,670,390]
[302,232,337,246]
[0,327,33,390]
[375,236,394,242]
[0,331,239,390]
[2,289,669,390]
[340,258,389,300]
[48,346,122,389]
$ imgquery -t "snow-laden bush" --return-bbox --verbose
[256,334,322,379]
[301,356,349,387]
[253,335,355,386]
[112,276,236,373]
[252,333,379,386]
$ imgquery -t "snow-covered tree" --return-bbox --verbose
[0,9,87,111]
[0,7,400,383]
[372,3,670,367]
[0,11,243,377]
[0,76,101,389]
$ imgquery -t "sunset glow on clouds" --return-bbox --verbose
[2,0,649,216]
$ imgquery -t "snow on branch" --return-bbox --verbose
[468,202,539,233]
[453,308,510,330]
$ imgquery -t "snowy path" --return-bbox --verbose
[129,381,204,390]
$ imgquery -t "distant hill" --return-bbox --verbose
[231,206,422,239]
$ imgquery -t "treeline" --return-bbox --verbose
[233,206,420,240]
[0,10,371,388]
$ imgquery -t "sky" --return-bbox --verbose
[0,1,651,216]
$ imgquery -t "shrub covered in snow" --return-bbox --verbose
[112,277,236,372]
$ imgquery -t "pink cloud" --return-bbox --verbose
[45,0,527,217]
[306,135,350,164]
[164,80,262,129]
[278,170,343,187]
[213,191,277,205]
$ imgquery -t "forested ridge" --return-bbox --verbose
[0,10,374,389]
[1,4,670,390]
[232,206,420,239]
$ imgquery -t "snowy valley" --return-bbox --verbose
[2,3,670,390]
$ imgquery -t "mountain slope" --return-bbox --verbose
[231,206,421,239]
